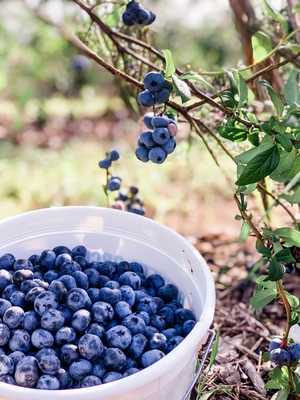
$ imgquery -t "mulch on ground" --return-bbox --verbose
[189,233,300,400]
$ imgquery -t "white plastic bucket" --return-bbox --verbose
[0,206,215,400]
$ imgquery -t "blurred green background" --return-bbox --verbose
[0,0,242,237]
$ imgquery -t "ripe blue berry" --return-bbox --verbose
[99,158,112,169]
[135,145,149,162]
[109,150,120,161]
[141,349,165,367]
[288,343,300,362]
[270,348,291,365]
[269,337,282,351]
[137,91,155,107]
[139,131,156,149]
[148,147,167,164]
[154,88,170,105]
[78,333,104,361]
[143,72,165,93]
[131,7,151,26]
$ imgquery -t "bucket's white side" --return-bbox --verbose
[0,206,216,400]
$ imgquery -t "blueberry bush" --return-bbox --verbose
[23,0,300,398]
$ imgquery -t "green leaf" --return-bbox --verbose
[162,49,176,78]
[295,372,300,395]
[198,387,231,400]
[217,126,248,142]
[236,145,280,186]
[270,149,298,181]
[281,44,300,52]
[238,221,251,242]
[225,70,238,96]
[268,367,290,390]
[280,187,300,204]
[268,255,285,281]
[261,122,275,136]
[256,275,276,289]
[270,389,290,399]
[275,248,296,264]
[276,153,300,181]
[273,228,300,247]
[263,0,289,37]
[235,142,273,164]
[250,288,277,308]
[252,31,272,63]
[284,70,300,105]
[179,71,220,97]
[260,80,284,116]
[233,69,248,108]
[256,242,272,257]
[275,133,293,152]
[171,74,191,103]
[106,7,120,26]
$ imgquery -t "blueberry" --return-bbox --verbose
[0,355,14,377]
[87,288,100,304]
[148,332,167,352]
[107,177,122,191]
[58,275,77,291]
[35,348,58,361]
[55,368,74,389]
[270,348,291,365]
[120,285,135,307]
[119,271,141,290]
[147,11,156,24]
[97,261,117,279]
[34,291,59,316]
[136,296,157,315]
[73,255,89,270]
[143,72,165,93]
[72,271,89,290]
[131,7,151,26]
[0,299,12,317]
[102,371,123,383]
[103,347,126,371]
[72,245,87,258]
[92,359,108,379]
[0,375,16,385]
[114,301,132,321]
[81,375,102,387]
[132,310,150,325]
[152,115,170,128]
[39,249,57,270]
[2,284,19,301]
[20,310,40,334]
[57,304,73,325]
[288,343,300,362]
[182,320,196,337]
[109,150,120,161]
[38,353,61,374]
[174,308,196,325]
[0,323,11,346]
[0,253,15,270]
[98,287,122,305]
[130,262,144,274]
[52,245,72,256]
[65,287,90,312]
[8,351,25,366]
[9,329,31,352]
[36,374,60,390]
[3,306,24,329]
[127,334,148,358]
[33,279,49,290]
[55,253,72,269]
[146,274,165,290]
[162,137,176,154]
[166,335,184,353]
[0,270,13,290]
[124,356,138,371]
[71,309,91,333]
[135,145,149,162]
[85,323,105,340]
[122,314,146,336]
[161,328,176,340]
[137,91,155,108]
[12,269,34,286]
[269,337,282,351]
[41,309,65,332]
[148,147,167,164]
[13,259,34,272]
[158,306,174,327]
[69,359,93,381]
[25,287,46,304]
[126,0,140,14]
[14,356,39,388]
[59,260,82,276]
[28,254,40,266]
[150,315,166,332]
[152,127,170,145]
[139,131,156,149]
[91,301,114,325]
[123,367,140,377]
[44,270,60,283]
[154,88,170,105]
[48,280,68,301]
[105,325,132,350]
[20,280,39,294]
[157,284,179,302]
[143,112,154,129]
[55,326,77,346]
[31,328,54,349]
[141,349,165,368]
[59,344,79,366]
[122,11,134,26]
[105,281,120,290]
[84,268,101,287]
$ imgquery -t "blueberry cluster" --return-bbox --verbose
[98,150,121,192]
[122,1,156,27]
[114,186,145,215]
[135,112,178,164]
[0,247,196,389]
[269,338,300,365]
[137,72,172,108]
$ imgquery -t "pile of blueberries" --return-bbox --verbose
[269,337,300,365]
[0,246,196,390]
[135,112,178,164]
[122,1,156,27]
[137,71,172,108]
